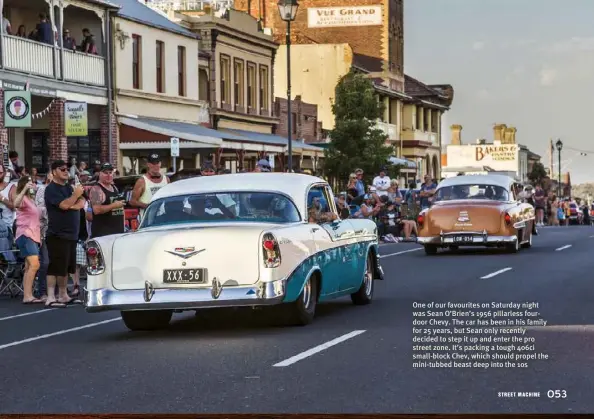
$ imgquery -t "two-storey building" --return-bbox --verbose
[0,0,118,170]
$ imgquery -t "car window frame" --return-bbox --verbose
[305,182,339,224]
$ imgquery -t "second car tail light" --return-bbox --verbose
[86,241,105,275]
[417,214,425,226]
[504,212,512,225]
[262,233,281,268]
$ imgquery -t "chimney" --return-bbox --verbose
[450,124,462,145]
[503,128,513,144]
[508,126,517,144]
[493,124,506,143]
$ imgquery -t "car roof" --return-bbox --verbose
[152,172,328,203]
[437,174,514,190]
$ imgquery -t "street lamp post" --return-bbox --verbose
[556,139,563,197]
[277,0,299,172]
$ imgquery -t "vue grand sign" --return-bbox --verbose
[307,6,382,28]
[475,145,518,162]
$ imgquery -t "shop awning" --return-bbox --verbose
[222,129,325,154]
[388,156,417,169]
[119,116,228,146]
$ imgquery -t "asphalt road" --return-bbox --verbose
[1,226,593,414]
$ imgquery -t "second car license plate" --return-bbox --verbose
[163,268,206,284]
[453,236,473,243]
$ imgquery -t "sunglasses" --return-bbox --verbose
[57,167,68,172]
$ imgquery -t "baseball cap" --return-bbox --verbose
[148,153,161,164]
[51,160,67,171]
[93,160,101,166]
[100,163,114,172]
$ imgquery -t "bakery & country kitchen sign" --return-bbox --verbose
[307,6,382,28]
[475,145,517,162]
[64,101,88,136]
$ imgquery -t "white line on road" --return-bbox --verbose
[381,248,422,258]
[0,318,120,351]
[555,244,572,251]
[0,309,58,322]
[273,330,366,367]
[480,267,512,279]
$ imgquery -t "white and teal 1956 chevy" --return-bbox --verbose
[83,173,384,331]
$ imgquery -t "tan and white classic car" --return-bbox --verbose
[416,175,536,255]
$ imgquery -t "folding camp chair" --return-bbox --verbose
[0,225,24,298]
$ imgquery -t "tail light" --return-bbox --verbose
[504,212,512,225]
[86,241,105,275]
[417,214,424,226]
[262,233,281,268]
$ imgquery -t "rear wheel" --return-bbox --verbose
[506,232,521,253]
[121,310,173,331]
[351,252,374,305]
[424,245,438,255]
[521,230,532,248]
[284,274,318,326]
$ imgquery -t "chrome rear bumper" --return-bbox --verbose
[84,279,286,313]
[417,231,517,246]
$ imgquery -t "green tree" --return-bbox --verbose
[528,162,547,185]
[323,70,396,187]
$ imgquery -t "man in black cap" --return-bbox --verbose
[129,153,169,217]
[43,159,86,307]
[201,160,216,176]
[88,163,125,238]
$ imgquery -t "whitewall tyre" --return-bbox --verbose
[284,274,318,326]
[351,252,374,305]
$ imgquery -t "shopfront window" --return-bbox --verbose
[25,130,50,172]
[67,130,101,166]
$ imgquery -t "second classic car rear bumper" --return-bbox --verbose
[84,278,286,313]
[417,231,517,246]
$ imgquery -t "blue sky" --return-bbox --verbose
[405,0,594,183]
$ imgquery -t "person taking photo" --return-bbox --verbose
[89,163,125,238]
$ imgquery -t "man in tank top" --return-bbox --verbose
[129,153,169,218]
[88,163,125,238]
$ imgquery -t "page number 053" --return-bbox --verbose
[547,390,567,398]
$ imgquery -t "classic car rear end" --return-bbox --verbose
[84,173,383,331]
[416,175,535,255]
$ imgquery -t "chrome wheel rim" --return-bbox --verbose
[364,256,373,296]
[302,278,312,308]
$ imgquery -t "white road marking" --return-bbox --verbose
[0,318,120,351]
[0,309,58,322]
[480,267,512,279]
[273,330,366,367]
[555,244,572,251]
[381,248,422,258]
[589,235,594,238]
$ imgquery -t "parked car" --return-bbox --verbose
[416,175,537,255]
[84,173,384,331]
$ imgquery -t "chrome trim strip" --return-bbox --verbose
[417,235,517,245]
[84,279,286,313]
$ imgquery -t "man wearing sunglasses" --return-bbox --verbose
[43,160,86,308]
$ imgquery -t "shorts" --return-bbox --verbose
[15,235,39,258]
[46,235,77,277]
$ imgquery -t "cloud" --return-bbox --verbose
[539,67,557,86]
[541,37,594,54]
[472,41,485,51]
[499,39,536,49]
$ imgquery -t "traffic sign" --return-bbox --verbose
[170,137,180,157]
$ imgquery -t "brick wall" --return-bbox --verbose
[0,90,8,163]
[49,99,67,163]
[235,0,386,60]
[100,105,119,165]
[273,95,321,143]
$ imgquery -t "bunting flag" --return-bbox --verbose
[31,99,56,120]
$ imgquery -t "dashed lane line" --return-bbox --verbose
[0,318,121,351]
[381,248,422,258]
[0,308,59,322]
[555,244,572,251]
[273,330,366,367]
[480,267,513,279]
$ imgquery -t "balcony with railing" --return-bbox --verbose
[2,0,107,88]
[375,120,398,140]
[401,128,438,146]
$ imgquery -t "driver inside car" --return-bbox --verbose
[308,196,338,224]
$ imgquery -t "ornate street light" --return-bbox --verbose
[556,139,563,197]
[277,0,299,172]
